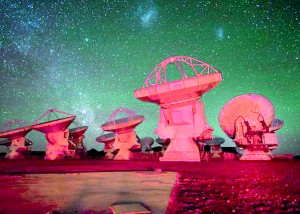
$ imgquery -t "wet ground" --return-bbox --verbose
[0,160,299,213]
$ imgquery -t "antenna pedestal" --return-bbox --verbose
[234,121,278,161]
[70,135,86,159]
[44,130,70,160]
[114,130,140,160]
[104,141,115,159]
[205,138,225,160]
[106,148,115,159]
[159,141,170,155]
[71,135,84,148]
[209,143,223,159]
[240,149,271,160]
[159,137,200,161]
[5,137,30,159]
[156,101,212,162]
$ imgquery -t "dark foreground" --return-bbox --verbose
[0,159,299,213]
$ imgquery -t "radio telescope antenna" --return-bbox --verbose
[134,56,222,161]
[100,108,144,160]
[0,119,32,159]
[219,94,284,160]
[96,132,116,159]
[32,109,76,160]
[68,120,88,159]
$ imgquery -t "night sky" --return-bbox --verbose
[0,0,299,154]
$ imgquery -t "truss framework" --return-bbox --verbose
[142,56,220,88]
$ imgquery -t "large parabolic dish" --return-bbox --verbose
[219,94,275,139]
[96,132,116,144]
[33,116,76,134]
[134,56,222,108]
[0,119,32,140]
[69,126,88,139]
[219,94,283,160]
[134,56,222,162]
[101,116,144,133]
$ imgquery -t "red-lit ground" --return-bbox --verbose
[0,160,299,213]
[168,161,300,213]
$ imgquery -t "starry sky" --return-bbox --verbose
[0,0,299,154]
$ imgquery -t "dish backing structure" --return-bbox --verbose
[100,108,144,160]
[219,94,284,160]
[134,56,222,161]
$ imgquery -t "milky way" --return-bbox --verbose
[0,0,299,154]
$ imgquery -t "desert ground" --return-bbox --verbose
[0,160,299,213]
